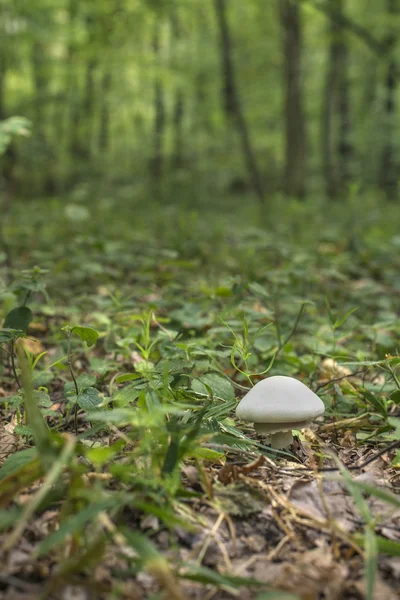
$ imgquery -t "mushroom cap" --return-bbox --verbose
[235,375,325,424]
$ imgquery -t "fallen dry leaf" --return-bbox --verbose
[289,477,358,531]
[321,358,352,379]
[27,322,47,334]
[23,338,45,355]
[253,547,348,599]
[0,426,17,466]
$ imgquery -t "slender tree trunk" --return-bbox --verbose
[67,0,84,160]
[321,0,352,198]
[321,14,340,198]
[149,24,165,181]
[171,13,185,170]
[214,0,264,203]
[32,41,56,194]
[0,59,5,122]
[0,59,14,278]
[378,0,398,199]
[336,26,352,191]
[279,0,307,198]
[0,60,15,198]
[83,14,97,159]
[98,69,112,152]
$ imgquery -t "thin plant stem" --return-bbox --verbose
[10,339,21,388]
[67,331,79,434]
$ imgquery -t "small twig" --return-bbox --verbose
[314,369,365,392]
[66,331,79,434]
[280,302,306,350]
[22,289,32,307]
[346,438,400,471]
[10,339,21,388]
[211,438,400,476]
[274,302,306,362]
[279,439,400,473]
[66,332,79,397]
[151,312,175,342]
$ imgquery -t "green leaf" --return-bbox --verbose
[365,526,378,600]
[112,384,142,406]
[392,450,400,468]
[14,425,33,437]
[0,116,31,154]
[86,439,126,466]
[354,534,400,557]
[0,328,24,343]
[0,507,23,531]
[115,373,141,384]
[161,437,180,475]
[339,360,387,367]
[85,408,134,424]
[179,564,263,588]
[0,448,37,480]
[122,529,161,563]
[192,373,235,401]
[3,307,33,332]
[77,387,103,410]
[333,306,359,329]
[71,326,99,347]
[64,374,96,396]
[390,390,400,405]
[16,342,54,465]
[248,282,270,299]
[189,447,225,461]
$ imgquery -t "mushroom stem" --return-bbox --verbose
[270,430,293,449]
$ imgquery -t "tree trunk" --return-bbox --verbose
[321,0,352,198]
[171,12,185,170]
[0,58,5,122]
[0,59,15,198]
[98,69,112,153]
[378,0,398,199]
[83,14,97,159]
[214,0,264,203]
[32,41,56,194]
[336,24,352,192]
[67,0,84,160]
[149,24,165,181]
[321,14,340,198]
[279,0,307,198]
[0,59,14,278]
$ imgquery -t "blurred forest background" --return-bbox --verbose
[0,0,399,204]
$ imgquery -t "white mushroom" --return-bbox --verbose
[235,375,325,449]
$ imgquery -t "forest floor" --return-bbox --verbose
[0,194,399,600]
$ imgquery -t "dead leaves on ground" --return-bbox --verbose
[0,426,18,467]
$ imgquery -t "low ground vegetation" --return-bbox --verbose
[0,193,399,599]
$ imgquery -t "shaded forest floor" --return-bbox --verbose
[0,193,399,599]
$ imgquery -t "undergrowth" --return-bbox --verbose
[0,192,399,599]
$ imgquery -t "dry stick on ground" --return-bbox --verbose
[314,369,366,392]
[209,437,400,474]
